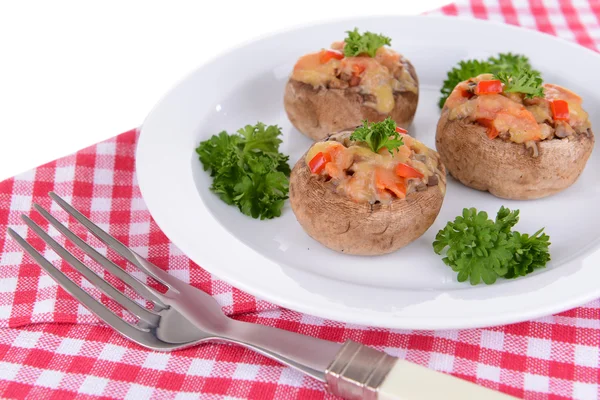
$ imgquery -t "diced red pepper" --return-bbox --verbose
[477,118,499,139]
[352,63,365,76]
[395,163,424,179]
[320,49,344,64]
[395,126,408,135]
[308,152,332,174]
[550,99,570,121]
[475,80,503,95]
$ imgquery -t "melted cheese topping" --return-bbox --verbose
[340,58,396,113]
[445,74,592,143]
[292,51,341,87]
[290,42,417,114]
[543,84,591,131]
[305,136,445,204]
[451,94,541,143]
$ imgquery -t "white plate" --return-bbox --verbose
[136,15,600,330]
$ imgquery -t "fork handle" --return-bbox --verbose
[224,322,516,400]
[376,359,517,400]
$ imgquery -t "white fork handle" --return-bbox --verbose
[223,324,517,400]
[377,360,517,400]
[324,340,516,400]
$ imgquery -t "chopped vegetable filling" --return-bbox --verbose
[306,119,445,204]
[445,74,591,153]
[290,29,417,114]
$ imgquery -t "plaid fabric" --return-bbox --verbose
[1,1,600,399]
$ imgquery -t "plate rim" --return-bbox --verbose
[136,14,600,329]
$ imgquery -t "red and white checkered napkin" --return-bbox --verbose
[1,1,600,399]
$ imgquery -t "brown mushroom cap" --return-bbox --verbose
[289,134,446,256]
[284,60,419,141]
[435,109,595,200]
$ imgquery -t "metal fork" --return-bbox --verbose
[7,193,516,400]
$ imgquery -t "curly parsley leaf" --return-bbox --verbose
[349,117,404,154]
[488,52,534,74]
[238,122,283,155]
[196,122,290,220]
[433,208,514,285]
[496,68,545,99]
[343,28,391,58]
[197,131,242,176]
[433,206,551,285]
[505,228,551,279]
[233,165,289,219]
[207,145,245,205]
[438,53,544,108]
[438,59,492,109]
[495,205,520,233]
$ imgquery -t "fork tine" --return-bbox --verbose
[7,228,167,349]
[49,192,175,287]
[20,215,160,326]
[34,203,167,309]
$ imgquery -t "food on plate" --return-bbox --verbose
[196,122,291,220]
[289,118,446,255]
[433,206,551,285]
[284,28,419,141]
[438,53,542,109]
[436,68,594,200]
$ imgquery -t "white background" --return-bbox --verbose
[0,0,450,181]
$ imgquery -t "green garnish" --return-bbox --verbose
[438,53,544,108]
[433,206,551,285]
[196,122,291,220]
[438,60,491,108]
[343,28,391,58]
[488,52,535,74]
[350,117,404,154]
[497,68,545,99]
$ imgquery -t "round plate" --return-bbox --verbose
[136,15,600,329]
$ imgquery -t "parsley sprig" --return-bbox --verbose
[438,53,544,108]
[196,122,291,220]
[488,53,534,74]
[350,118,404,154]
[497,68,545,99]
[433,206,551,285]
[343,28,391,58]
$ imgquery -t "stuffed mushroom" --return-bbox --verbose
[284,29,419,141]
[289,120,446,255]
[436,73,594,200]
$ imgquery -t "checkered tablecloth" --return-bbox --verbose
[1,1,600,399]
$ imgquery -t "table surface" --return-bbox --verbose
[0,0,450,182]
